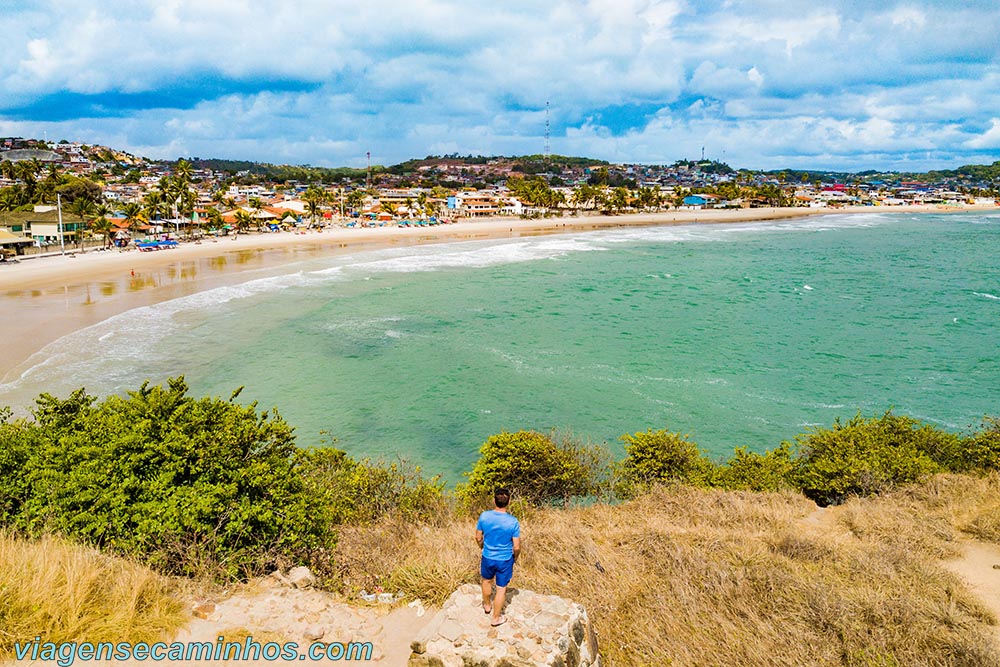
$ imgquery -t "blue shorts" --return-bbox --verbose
[480,557,515,587]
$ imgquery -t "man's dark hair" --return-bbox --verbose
[494,488,511,508]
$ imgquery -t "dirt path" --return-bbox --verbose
[942,539,1000,648]
[799,502,1000,651]
[798,504,853,540]
[114,576,436,666]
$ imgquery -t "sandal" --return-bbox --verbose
[490,614,507,627]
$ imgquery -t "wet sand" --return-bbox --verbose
[0,205,990,383]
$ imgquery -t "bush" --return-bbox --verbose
[793,412,952,506]
[459,430,608,506]
[0,408,40,525]
[714,444,796,492]
[302,448,447,525]
[955,417,1000,472]
[3,378,335,579]
[618,428,715,492]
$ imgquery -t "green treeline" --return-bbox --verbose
[1,378,998,581]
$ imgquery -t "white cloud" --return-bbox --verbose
[890,6,927,29]
[0,0,998,170]
[966,119,1000,150]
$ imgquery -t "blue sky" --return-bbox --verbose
[2,0,999,171]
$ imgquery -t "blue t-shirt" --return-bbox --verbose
[476,509,521,561]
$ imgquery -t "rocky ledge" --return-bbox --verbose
[409,584,600,667]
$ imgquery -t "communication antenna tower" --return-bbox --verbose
[544,102,551,158]
[366,151,371,190]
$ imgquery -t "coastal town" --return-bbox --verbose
[1,135,998,257]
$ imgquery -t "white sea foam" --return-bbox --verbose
[593,213,891,247]
[973,291,1000,300]
[323,315,404,331]
[0,211,953,408]
[0,268,327,402]
[3,238,601,400]
[342,237,602,275]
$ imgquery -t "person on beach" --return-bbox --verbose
[476,488,521,627]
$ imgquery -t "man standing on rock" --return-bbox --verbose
[476,487,521,627]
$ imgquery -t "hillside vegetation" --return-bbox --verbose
[0,531,186,656]
[2,378,1000,665]
[338,476,1000,666]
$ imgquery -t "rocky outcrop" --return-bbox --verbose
[409,584,600,667]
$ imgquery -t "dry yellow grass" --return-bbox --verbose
[0,531,187,656]
[333,479,1000,666]
[5,474,1000,665]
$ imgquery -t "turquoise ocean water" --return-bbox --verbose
[4,212,999,480]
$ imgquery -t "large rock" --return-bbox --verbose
[286,565,317,589]
[409,584,600,667]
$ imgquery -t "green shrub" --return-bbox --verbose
[8,378,335,579]
[714,444,796,492]
[793,412,950,506]
[302,448,447,525]
[954,417,1000,472]
[0,408,40,524]
[618,428,715,492]
[459,430,608,506]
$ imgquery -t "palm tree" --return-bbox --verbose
[0,189,17,212]
[610,187,630,214]
[572,184,598,210]
[671,187,690,209]
[121,202,147,237]
[346,190,366,216]
[91,207,114,249]
[87,203,112,249]
[143,189,167,222]
[233,209,253,234]
[173,159,193,185]
[593,188,609,213]
[302,186,328,227]
[67,197,96,248]
[305,198,322,227]
[248,196,264,231]
[176,188,197,235]
[757,183,786,207]
[15,161,40,203]
[205,208,224,234]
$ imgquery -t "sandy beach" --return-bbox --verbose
[0,204,992,383]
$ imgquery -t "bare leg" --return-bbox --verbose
[481,578,494,612]
[491,585,508,624]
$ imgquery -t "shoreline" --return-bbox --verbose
[1,204,995,382]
